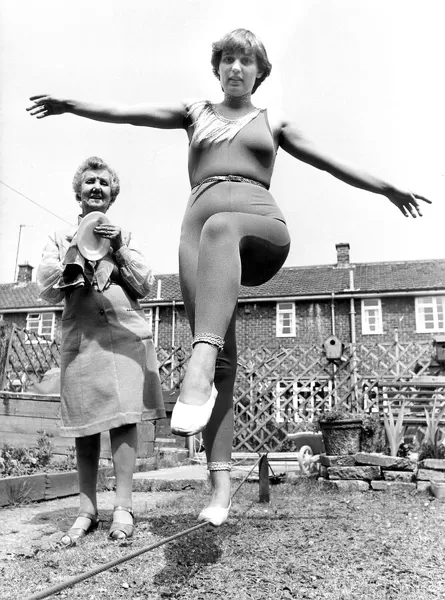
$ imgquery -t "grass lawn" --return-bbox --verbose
[1,478,445,600]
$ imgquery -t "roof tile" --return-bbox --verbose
[1,259,445,309]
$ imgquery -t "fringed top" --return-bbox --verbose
[187,100,262,145]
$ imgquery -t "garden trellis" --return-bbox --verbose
[0,322,436,452]
[0,322,60,392]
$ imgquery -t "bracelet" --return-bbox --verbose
[192,333,225,352]
[207,461,232,472]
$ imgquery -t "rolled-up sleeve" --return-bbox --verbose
[36,233,65,304]
[114,236,154,299]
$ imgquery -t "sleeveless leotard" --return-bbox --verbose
[186,101,277,189]
[178,101,291,475]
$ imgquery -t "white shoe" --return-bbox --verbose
[170,385,218,437]
[197,501,231,527]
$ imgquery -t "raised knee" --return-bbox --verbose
[201,214,234,242]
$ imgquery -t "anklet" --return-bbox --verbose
[207,461,232,472]
[192,333,225,352]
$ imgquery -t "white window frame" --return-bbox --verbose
[276,302,296,337]
[361,298,383,335]
[143,308,153,331]
[25,312,56,342]
[415,296,445,333]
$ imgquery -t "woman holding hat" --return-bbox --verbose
[29,28,431,527]
[37,156,165,544]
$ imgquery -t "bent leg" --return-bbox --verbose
[180,211,289,406]
[196,211,289,335]
[178,210,289,519]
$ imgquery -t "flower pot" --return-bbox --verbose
[319,419,362,455]
[430,480,445,500]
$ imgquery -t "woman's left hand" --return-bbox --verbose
[385,188,432,218]
[94,223,124,251]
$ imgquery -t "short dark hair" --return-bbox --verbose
[211,28,272,94]
[72,156,120,205]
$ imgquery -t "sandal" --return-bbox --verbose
[59,511,99,547]
[109,506,134,540]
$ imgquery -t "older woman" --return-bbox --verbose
[28,29,431,526]
[37,156,165,544]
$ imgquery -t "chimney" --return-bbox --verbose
[17,262,34,284]
[335,243,350,267]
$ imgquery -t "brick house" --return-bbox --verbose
[1,243,445,351]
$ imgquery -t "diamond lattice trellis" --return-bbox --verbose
[0,324,436,453]
[232,341,434,451]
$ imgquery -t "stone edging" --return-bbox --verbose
[318,453,445,495]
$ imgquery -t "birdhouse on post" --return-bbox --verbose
[323,335,344,361]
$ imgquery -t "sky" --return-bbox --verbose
[0,0,444,284]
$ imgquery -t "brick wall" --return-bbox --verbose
[2,312,63,344]
[2,294,437,352]
[157,296,436,350]
[355,296,432,344]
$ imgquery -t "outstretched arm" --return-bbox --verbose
[27,94,186,129]
[278,120,432,218]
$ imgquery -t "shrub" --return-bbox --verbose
[35,431,54,468]
[361,413,386,453]
[0,431,74,478]
[313,408,363,431]
[0,444,39,477]
[55,446,77,472]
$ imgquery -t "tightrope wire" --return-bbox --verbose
[25,455,264,600]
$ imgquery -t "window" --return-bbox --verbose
[26,312,56,341]
[416,296,445,332]
[276,302,296,337]
[143,308,153,331]
[361,299,383,334]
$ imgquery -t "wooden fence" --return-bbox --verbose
[0,323,156,458]
[0,322,440,453]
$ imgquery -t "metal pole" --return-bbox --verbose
[187,434,195,458]
[14,224,25,281]
[258,453,270,503]
[331,292,336,335]
[170,300,176,390]
[349,268,359,409]
[394,327,400,377]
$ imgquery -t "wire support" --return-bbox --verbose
[25,454,265,600]
[229,453,264,500]
[25,522,208,600]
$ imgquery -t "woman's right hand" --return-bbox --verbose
[26,95,69,119]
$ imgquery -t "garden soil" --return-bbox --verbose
[0,489,188,559]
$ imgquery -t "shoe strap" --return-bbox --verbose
[113,505,134,516]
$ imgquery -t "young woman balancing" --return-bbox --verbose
[28,28,431,526]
